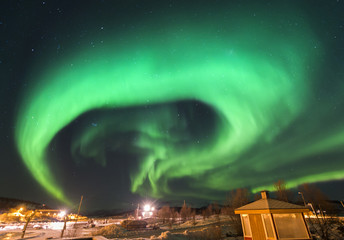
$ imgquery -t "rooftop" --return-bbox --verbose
[235,191,310,214]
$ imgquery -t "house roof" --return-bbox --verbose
[234,198,310,214]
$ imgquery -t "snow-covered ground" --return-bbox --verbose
[0,215,243,240]
[2,215,343,239]
[0,221,93,240]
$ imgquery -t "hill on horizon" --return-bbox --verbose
[0,197,44,211]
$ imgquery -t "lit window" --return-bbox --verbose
[241,214,252,237]
[273,213,309,239]
[261,214,275,239]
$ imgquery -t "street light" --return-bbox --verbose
[298,192,306,207]
[307,203,316,215]
[142,203,155,218]
[59,211,66,217]
[144,204,151,212]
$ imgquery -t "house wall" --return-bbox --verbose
[249,214,266,240]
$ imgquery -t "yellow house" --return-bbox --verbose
[234,191,311,240]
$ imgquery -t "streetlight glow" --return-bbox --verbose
[58,210,66,218]
[144,204,151,212]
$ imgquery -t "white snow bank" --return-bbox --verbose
[150,225,222,240]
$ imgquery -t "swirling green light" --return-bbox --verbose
[16,9,342,204]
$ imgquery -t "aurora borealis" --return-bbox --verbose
[1,0,344,210]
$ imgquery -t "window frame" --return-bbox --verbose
[261,213,277,240]
[272,213,310,240]
[241,214,252,237]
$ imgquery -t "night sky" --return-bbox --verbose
[1,0,344,212]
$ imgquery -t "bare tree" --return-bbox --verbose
[191,210,196,225]
[202,209,206,220]
[201,205,212,220]
[180,201,191,222]
[158,205,170,224]
[213,202,220,222]
[222,188,250,236]
[274,179,291,202]
[300,183,332,212]
[299,183,342,240]
[170,208,178,226]
[205,204,212,219]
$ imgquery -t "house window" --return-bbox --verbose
[241,214,252,237]
[273,213,309,239]
[261,214,275,239]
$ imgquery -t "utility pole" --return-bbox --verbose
[75,195,83,224]
[60,215,68,238]
[21,210,37,238]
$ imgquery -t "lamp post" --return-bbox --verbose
[298,191,306,207]
[307,203,316,215]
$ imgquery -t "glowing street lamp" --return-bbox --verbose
[144,204,151,212]
[58,210,66,219]
[142,203,155,218]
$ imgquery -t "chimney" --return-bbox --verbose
[261,190,269,199]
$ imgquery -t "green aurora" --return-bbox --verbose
[14,7,344,205]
